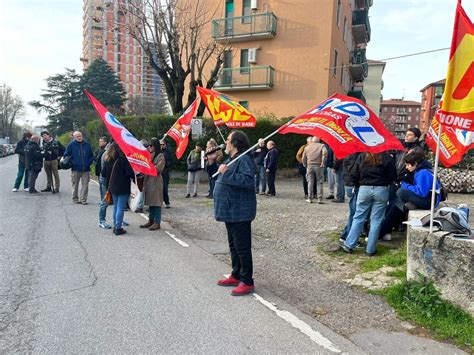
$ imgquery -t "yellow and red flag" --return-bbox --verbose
[166,98,198,159]
[197,86,256,128]
[436,0,474,131]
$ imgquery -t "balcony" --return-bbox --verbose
[352,10,371,43]
[349,48,368,81]
[355,0,373,9]
[212,12,277,43]
[348,89,366,103]
[214,66,275,91]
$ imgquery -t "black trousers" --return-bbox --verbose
[28,169,40,192]
[225,221,254,286]
[162,170,170,205]
[266,171,276,195]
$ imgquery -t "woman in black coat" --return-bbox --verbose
[101,142,135,235]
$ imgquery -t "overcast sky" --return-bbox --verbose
[1,0,473,127]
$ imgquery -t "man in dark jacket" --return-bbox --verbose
[12,131,32,192]
[63,131,94,204]
[264,140,279,196]
[41,131,63,193]
[214,130,257,296]
[24,135,44,195]
[252,138,268,195]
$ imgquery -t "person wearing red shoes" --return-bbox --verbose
[214,130,257,296]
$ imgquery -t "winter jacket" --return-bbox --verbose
[325,144,334,168]
[42,138,61,161]
[342,153,360,186]
[102,155,135,196]
[187,150,203,172]
[24,141,43,172]
[401,160,441,206]
[143,152,165,207]
[264,148,279,173]
[94,147,106,177]
[63,140,94,172]
[253,145,268,166]
[352,152,397,187]
[302,143,327,167]
[15,138,29,165]
[214,153,257,223]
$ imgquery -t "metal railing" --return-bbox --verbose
[212,12,277,41]
[214,66,275,90]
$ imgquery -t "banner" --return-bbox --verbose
[197,86,256,128]
[166,98,198,159]
[84,90,157,176]
[426,112,474,167]
[278,93,404,159]
[436,0,474,131]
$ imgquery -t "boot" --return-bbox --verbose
[149,223,161,231]
[140,219,153,228]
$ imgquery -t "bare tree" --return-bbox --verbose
[0,84,25,139]
[123,0,227,115]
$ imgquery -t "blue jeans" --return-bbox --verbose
[335,169,345,201]
[149,206,162,223]
[14,164,29,189]
[98,177,108,222]
[344,186,389,254]
[341,186,358,239]
[112,194,128,230]
[255,165,266,193]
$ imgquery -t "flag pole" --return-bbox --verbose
[429,123,442,234]
[212,125,287,178]
[215,125,227,144]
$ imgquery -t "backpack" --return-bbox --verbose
[421,207,472,237]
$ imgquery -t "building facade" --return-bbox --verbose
[82,0,162,113]
[419,79,445,133]
[195,0,372,118]
[363,59,385,115]
[380,99,421,139]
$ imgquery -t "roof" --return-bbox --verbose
[381,99,421,106]
[419,79,446,92]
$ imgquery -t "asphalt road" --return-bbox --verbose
[0,155,362,354]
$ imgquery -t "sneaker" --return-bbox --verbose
[382,233,392,241]
[29,189,40,195]
[339,237,346,243]
[318,199,324,204]
[326,195,335,200]
[192,193,198,197]
[304,194,308,199]
[231,282,255,296]
[81,201,88,205]
[122,220,129,226]
[364,237,368,243]
[165,204,170,209]
[41,187,52,192]
[341,244,352,254]
[24,187,29,192]
[185,194,191,198]
[217,275,240,287]
[73,200,81,204]
[12,188,18,192]
[54,189,59,193]
[99,221,112,229]
[259,192,266,195]
[114,228,127,236]
[306,199,312,203]
[135,208,144,213]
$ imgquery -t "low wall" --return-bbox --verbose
[407,210,474,316]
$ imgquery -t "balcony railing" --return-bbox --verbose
[347,89,366,103]
[352,10,371,43]
[212,12,277,42]
[354,0,373,9]
[214,66,275,91]
[349,48,368,80]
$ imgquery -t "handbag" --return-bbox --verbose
[104,161,117,205]
[128,177,141,212]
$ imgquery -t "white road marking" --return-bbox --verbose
[165,231,189,248]
[253,294,341,353]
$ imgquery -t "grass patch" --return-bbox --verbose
[360,243,407,273]
[381,278,474,351]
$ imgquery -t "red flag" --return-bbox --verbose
[436,0,474,131]
[426,107,474,167]
[197,86,256,128]
[166,99,198,159]
[84,90,157,176]
[279,93,404,159]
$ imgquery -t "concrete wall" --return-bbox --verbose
[407,214,474,316]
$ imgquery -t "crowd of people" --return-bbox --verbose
[10,127,442,295]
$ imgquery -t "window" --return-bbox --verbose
[408,108,412,112]
[392,107,395,112]
[336,0,341,27]
[240,49,249,74]
[384,107,387,112]
[242,0,251,24]
[343,17,347,42]
[239,100,249,109]
[340,65,344,85]
[333,50,338,76]
[416,107,420,113]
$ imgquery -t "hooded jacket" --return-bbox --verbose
[401,160,441,206]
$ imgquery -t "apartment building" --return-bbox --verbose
[363,59,385,115]
[196,0,372,118]
[419,79,445,133]
[81,0,162,113]
[380,99,421,140]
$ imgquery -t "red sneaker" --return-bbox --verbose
[217,275,240,287]
[231,282,255,296]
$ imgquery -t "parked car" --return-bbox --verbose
[0,146,5,158]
